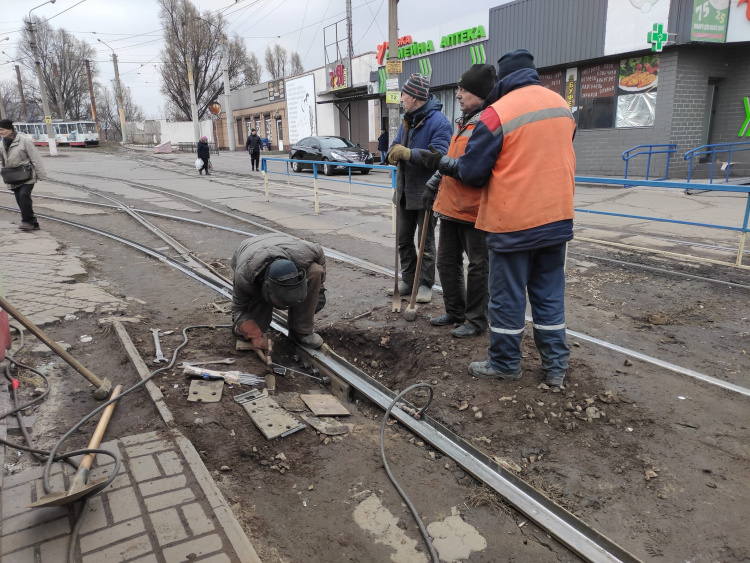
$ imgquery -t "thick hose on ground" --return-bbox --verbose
[380,383,439,563]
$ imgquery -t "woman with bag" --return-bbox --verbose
[0,119,46,231]
[197,135,211,175]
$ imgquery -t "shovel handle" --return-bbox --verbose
[407,211,432,311]
[78,385,123,472]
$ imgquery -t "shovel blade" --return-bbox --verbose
[391,292,401,312]
[28,477,109,508]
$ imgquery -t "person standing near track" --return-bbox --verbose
[387,73,452,304]
[231,233,327,352]
[377,127,388,165]
[419,49,576,387]
[197,136,211,176]
[245,128,262,172]
[0,119,47,231]
[422,63,496,339]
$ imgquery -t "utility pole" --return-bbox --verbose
[15,65,28,121]
[221,37,235,151]
[387,0,400,149]
[0,90,6,120]
[83,59,101,139]
[99,39,128,144]
[27,18,57,156]
[346,0,354,61]
[52,62,65,118]
[182,21,201,143]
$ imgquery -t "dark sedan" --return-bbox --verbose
[288,136,373,175]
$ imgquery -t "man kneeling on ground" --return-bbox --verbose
[231,233,327,351]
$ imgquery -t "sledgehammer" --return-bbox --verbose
[0,295,112,399]
[404,212,431,322]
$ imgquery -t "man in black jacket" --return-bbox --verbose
[197,136,210,175]
[245,129,262,171]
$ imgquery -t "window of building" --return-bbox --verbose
[578,62,618,129]
[539,70,564,95]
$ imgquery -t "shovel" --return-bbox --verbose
[30,385,123,508]
[392,161,404,312]
[404,211,431,322]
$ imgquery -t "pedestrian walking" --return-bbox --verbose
[231,233,327,351]
[245,128,262,171]
[197,136,211,175]
[420,49,576,387]
[387,73,452,304]
[422,64,496,338]
[377,128,388,165]
[0,119,47,231]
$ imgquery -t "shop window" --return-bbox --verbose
[539,70,563,95]
[578,63,618,129]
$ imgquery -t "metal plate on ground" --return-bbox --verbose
[300,413,350,436]
[188,379,224,403]
[235,389,305,439]
[301,393,350,416]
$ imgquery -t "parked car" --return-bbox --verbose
[289,136,373,175]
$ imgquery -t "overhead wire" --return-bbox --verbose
[295,0,310,53]
[46,0,89,22]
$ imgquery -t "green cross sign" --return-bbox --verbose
[647,23,668,53]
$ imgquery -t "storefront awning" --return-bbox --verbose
[316,85,381,105]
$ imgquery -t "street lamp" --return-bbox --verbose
[98,38,128,144]
[27,0,58,155]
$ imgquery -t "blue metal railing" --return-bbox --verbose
[684,141,750,184]
[575,176,750,266]
[622,144,677,181]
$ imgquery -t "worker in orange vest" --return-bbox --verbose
[422,64,496,338]
[420,49,576,387]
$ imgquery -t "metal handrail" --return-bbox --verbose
[622,144,677,181]
[684,141,750,184]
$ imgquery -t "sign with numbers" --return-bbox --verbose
[385,60,402,74]
[386,91,401,104]
[44,116,52,124]
[691,0,729,42]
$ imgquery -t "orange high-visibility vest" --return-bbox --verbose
[433,114,482,223]
[475,85,576,234]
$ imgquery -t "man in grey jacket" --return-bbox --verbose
[0,119,47,231]
[231,233,327,351]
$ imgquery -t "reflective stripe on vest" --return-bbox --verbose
[433,115,482,223]
[475,86,576,234]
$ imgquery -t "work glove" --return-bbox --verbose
[234,318,269,351]
[315,288,327,314]
[387,144,411,164]
[421,186,437,210]
[418,144,445,171]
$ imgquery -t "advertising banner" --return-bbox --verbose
[726,0,750,42]
[691,0,730,42]
[616,55,659,127]
[286,74,317,144]
[326,59,349,92]
[565,68,578,122]
[539,70,563,95]
[268,79,285,102]
[578,63,618,129]
[604,0,671,56]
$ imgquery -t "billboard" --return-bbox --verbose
[691,0,730,42]
[268,79,285,102]
[286,74,317,144]
[604,0,671,56]
[726,0,750,42]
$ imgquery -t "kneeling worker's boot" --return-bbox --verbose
[290,331,324,349]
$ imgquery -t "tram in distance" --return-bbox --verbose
[15,120,99,147]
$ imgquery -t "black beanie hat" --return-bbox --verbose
[0,119,14,130]
[457,64,497,99]
[401,73,430,101]
[497,49,536,80]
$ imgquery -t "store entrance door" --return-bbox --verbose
[699,80,721,162]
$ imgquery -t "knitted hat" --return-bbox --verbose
[497,49,536,80]
[267,259,298,285]
[200,135,208,142]
[457,64,497,99]
[0,119,14,130]
[401,73,430,101]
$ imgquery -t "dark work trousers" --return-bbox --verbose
[13,183,38,226]
[487,243,569,378]
[437,218,489,331]
[233,262,325,337]
[250,150,260,170]
[199,158,209,174]
[397,194,436,289]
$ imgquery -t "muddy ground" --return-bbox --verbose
[3,149,750,562]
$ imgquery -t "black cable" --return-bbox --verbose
[380,383,439,562]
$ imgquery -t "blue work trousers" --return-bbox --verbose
[487,243,569,377]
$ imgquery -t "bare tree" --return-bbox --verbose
[0,79,23,121]
[289,52,304,76]
[17,17,97,120]
[97,84,145,141]
[157,0,256,121]
[243,52,262,86]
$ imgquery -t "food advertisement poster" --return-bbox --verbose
[691,0,730,41]
[726,0,750,42]
[268,79,285,102]
[616,55,659,128]
[286,74,317,144]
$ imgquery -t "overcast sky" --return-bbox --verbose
[0,0,507,117]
